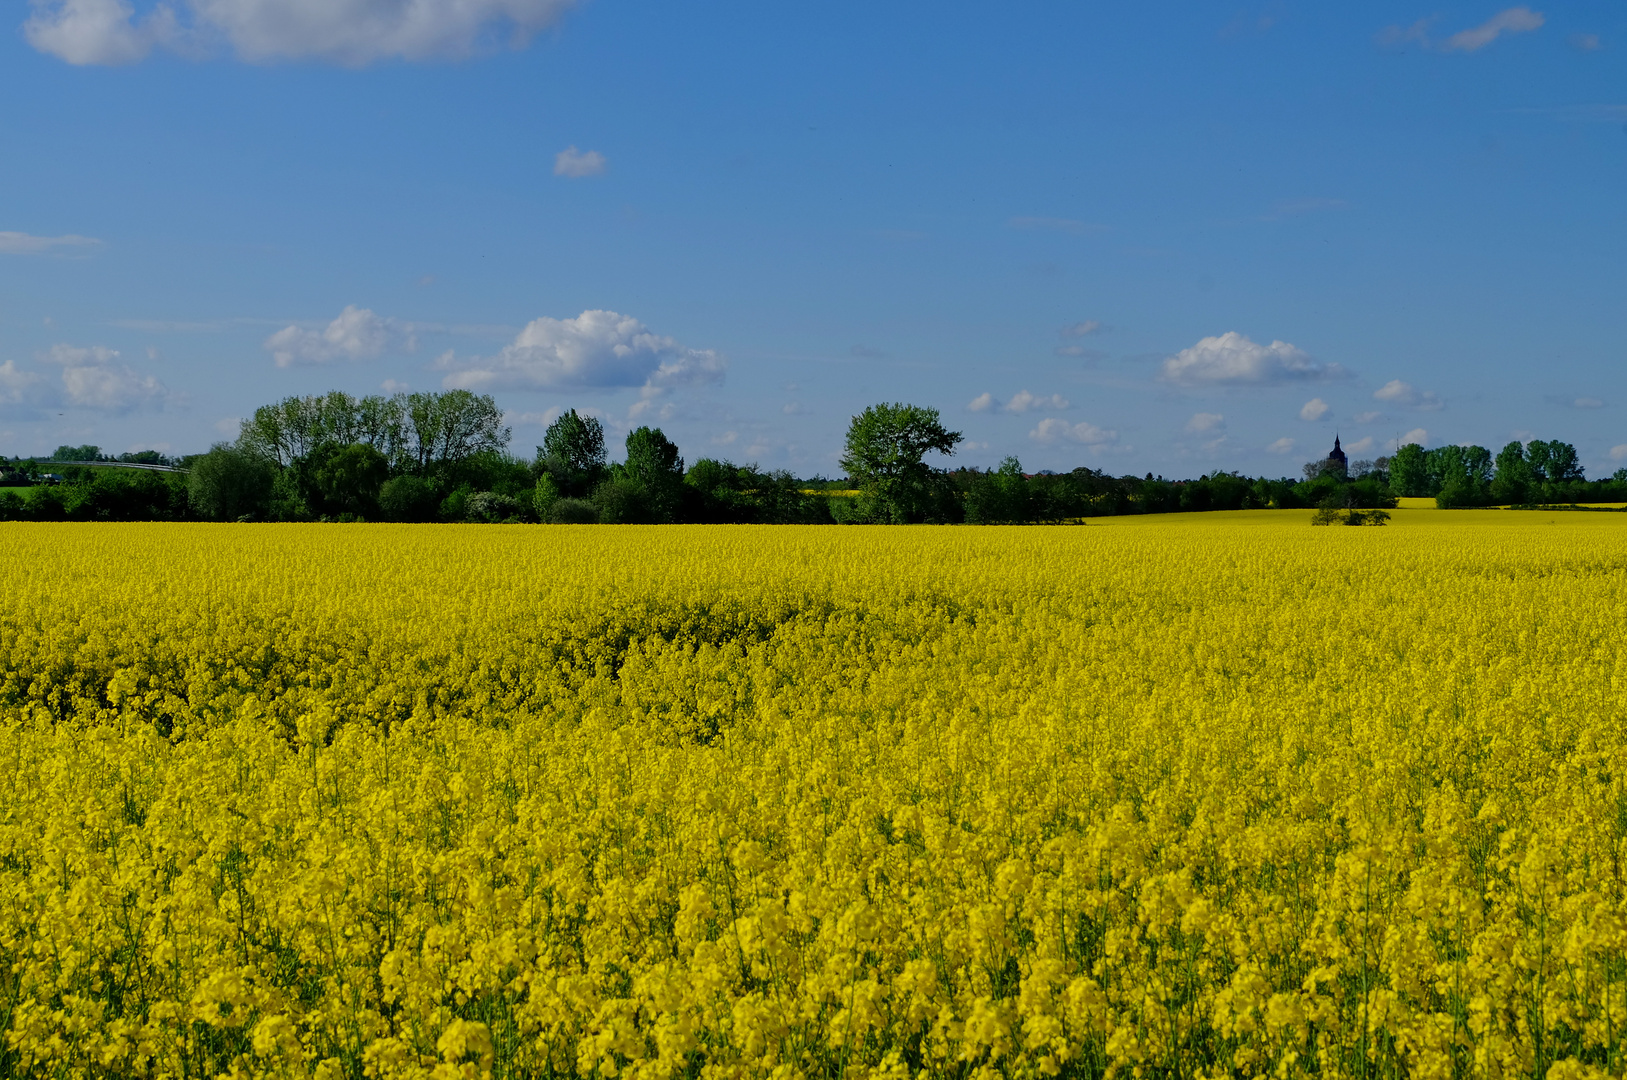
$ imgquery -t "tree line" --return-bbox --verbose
[3,395,1624,523]
[830,406,1627,522]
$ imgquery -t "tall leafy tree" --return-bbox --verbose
[538,409,608,497]
[840,403,962,523]
[188,444,276,521]
[965,457,1031,524]
[622,426,685,522]
[1434,444,1494,507]
[1492,441,1531,503]
[1538,440,1583,483]
[238,394,345,467]
[299,442,390,519]
[404,390,510,472]
[1387,442,1431,498]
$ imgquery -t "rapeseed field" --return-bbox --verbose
[0,514,1624,1079]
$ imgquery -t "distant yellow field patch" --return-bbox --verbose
[1395,496,1437,509]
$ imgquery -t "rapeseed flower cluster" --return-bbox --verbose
[1,514,1625,1079]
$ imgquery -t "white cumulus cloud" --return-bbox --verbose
[1391,428,1430,449]
[1353,410,1382,424]
[1160,331,1343,386]
[1611,445,1627,462]
[1373,379,1444,411]
[1266,437,1296,454]
[440,309,725,397]
[554,146,606,178]
[0,230,104,254]
[1299,398,1330,421]
[1345,436,1377,454]
[1029,417,1117,448]
[1443,7,1544,52]
[23,0,174,64]
[263,306,413,368]
[967,392,995,413]
[0,359,45,406]
[41,344,176,412]
[26,0,576,65]
[1186,412,1225,434]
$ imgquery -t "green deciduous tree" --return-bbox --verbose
[1387,442,1430,498]
[239,391,409,469]
[964,458,1032,524]
[1492,441,1531,504]
[538,409,607,497]
[621,426,685,523]
[592,476,652,524]
[1434,444,1494,508]
[189,444,276,521]
[300,442,390,519]
[405,390,510,473]
[379,475,442,522]
[840,403,962,523]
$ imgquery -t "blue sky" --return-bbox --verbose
[2,1,1623,478]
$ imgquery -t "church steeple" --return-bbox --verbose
[1327,433,1348,476]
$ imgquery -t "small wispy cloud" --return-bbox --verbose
[1054,344,1108,360]
[1377,9,1544,52]
[1299,398,1330,421]
[1060,320,1102,338]
[1030,417,1118,448]
[1443,7,1545,52]
[1374,379,1444,411]
[1186,412,1225,434]
[0,231,102,255]
[968,391,1070,414]
[554,146,606,178]
[1266,437,1296,454]
[1546,394,1606,409]
[1569,32,1602,52]
[1375,18,1434,48]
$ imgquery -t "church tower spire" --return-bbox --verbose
[1327,433,1348,476]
